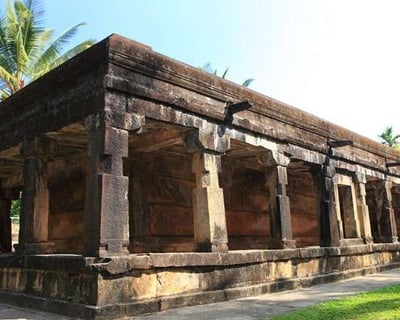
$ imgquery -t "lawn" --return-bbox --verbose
[269,284,400,320]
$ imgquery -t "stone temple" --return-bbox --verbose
[0,34,400,319]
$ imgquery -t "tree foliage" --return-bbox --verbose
[0,0,94,100]
[201,62,254,88]
[10,197,20,218]
[378,126,400,148]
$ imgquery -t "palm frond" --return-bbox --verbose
[0,87,12,100]
[242,78,254,87]
[0,1,93,97]
[201,62,214,74]
[0,64,17,92]
[54,39,93,62]
[221,67,229,79]
[32,22,86,76]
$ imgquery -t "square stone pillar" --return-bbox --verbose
[84,116,130,257]
[185,126,230,252]
[353,173,373,244]
[0,189,19,253]
[17,139,54,254]
[192,151,228,252]
[316,163,341,247]
[379,180,398,243]
[0,197,11,253]
[265,161,296,249]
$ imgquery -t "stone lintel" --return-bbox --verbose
[85,110,144,133]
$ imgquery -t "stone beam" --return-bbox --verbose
[132,129,183,153]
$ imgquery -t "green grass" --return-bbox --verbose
[270,284,400,320]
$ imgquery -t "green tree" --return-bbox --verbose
[0,0,94,100]
[10,195,20,218]
[201,62,254,88]
[378,126,400,148]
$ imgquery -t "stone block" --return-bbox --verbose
[156,270,199,297]
[97,271,157,304]
[275,261,292,279]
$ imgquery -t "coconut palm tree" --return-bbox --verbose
[378,126,400,148]
[201,62,254,88]
[0,0,94,100]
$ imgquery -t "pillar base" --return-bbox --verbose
[15,242,55,254]
[363,237,374,244]
[268,239,296,249]
[196,242,229,253]
[379,236,398,244]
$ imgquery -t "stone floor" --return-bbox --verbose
[1,268,400,320]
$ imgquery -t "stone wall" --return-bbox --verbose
[48,156,86,253]
[129,151,195,252]
[222,165,270,250]
[287,163,320,247]
[1,244,399,319]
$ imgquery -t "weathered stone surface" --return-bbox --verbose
[157,270,200,297]
[192,151,228,252]
[2,34,400,319]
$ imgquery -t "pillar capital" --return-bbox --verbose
[20,137,56,161]
[353,172,367,184]
[257,150,290,168]
[184,125,230,154]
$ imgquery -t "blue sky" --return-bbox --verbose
[2,0,400,141]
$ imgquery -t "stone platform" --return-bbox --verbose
[2,34,400,319]
[1,244,400,319]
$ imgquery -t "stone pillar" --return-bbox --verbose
[0,189,19,253]
[265,152,296,249]
[0,197,11,253]
[353,173,373,244]
[379,180,398,243]
[192,151,228,252]
[317,162,341,247]
[17,139,54,254]
[83,115,132,257]
[185,126,230,252]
